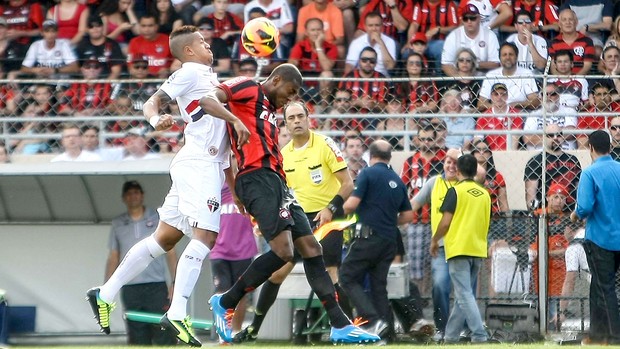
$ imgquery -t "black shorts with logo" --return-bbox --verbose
[235,168,313,242]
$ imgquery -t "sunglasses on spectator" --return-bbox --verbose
[458,57,473,63]
[610,126,620,131]
[463,15,478,22]
[134,64,148,70]
[360,57,377,64]
[546,132,563,138]
[516,19,532,24]
[335,98,350,102]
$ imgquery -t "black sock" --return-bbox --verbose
[334,282,353,319]
[303,256,350,328]
[221,251,286,309]
[250,280,281,332]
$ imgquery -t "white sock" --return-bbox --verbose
[99,236,165,303]
[167,240,210,320]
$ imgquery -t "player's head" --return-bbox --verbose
[169,25,213,65]
[264,63,302,108]
[456,154,477,180]
[283,101,311,138]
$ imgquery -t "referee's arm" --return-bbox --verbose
[315,169,354,227]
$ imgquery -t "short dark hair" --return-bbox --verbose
[122,180,143,195]
[360,46,377,59]
[500,42,519,56]
[457,154,478,178]
[369,140,391,161]
[588,130,611,154]
[554,49,574,62]
[515,9,533,20]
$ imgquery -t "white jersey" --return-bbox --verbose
[22,38,77,68]
[441,26,500,66]
[50,150,103,162]
[479,66,538,105]
[505,33,548,71]
[160,62,230,166]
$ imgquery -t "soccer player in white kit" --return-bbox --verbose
[86,25,250,347]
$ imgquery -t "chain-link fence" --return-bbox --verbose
[1,73,619,337]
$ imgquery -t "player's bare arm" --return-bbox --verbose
[199,88,251,148]
[143,90,176,131]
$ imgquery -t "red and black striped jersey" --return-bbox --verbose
[400,150,445,223]
[411,0,458,40]
[393,81,439,112]
[63,82,112,111]
[289,39,339,74]
[338,69,389,108]
[218,77,284,178]
[549,33,595,73]
[358,0,414,39]
[0,2,44,45]
[207,12,243,45]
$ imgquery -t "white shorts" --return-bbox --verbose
[158,159,224,236]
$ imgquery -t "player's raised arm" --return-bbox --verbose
[143,90,176,131]
[200,88,251,148]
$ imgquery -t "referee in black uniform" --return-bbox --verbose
[340,140,414,340]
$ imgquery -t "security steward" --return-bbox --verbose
[340,140,414,340]
[233,101,355,343]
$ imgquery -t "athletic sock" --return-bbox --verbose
[334,282,353,319]
[250,280,282,331]
[167,239,210,320]
[303,256,350,328]
[221,251,286,309]
[99,235,165,303]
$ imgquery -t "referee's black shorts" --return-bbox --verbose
[301,211,344,267]
[236,168,312,242]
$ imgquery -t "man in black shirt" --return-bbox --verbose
[75,16,125,79]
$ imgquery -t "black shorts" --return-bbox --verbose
[298,211,343,267]
[211,258,253,293]
[236,169,313,242]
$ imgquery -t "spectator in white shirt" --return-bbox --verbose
[344,12,397,76]
[505,10,548,71]
[441,4,500,77]
[51,123,103,162]
[122,127,161,161]
[478,42,540,111]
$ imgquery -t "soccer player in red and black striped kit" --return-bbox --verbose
[200,63,380,344]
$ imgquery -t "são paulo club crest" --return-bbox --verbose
[207,197,220,213]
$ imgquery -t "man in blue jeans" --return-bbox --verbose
[571,130,620,345]
[429,154,490,344]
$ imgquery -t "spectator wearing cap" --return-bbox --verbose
[0,16,29,79]
[345,12,397,76]
[196,17,231,76]
[194,0,243,48]
[123,127,161,161]
[127,14,173,78]
[441,4,500,77]
[46,0,90,45]
[474,82,523,150]
[111,55,158,112]
[355,0,413,42]
[150,0,182,35]
[408,0,459,71]
[523,84,578,150]
[505,10,548,71]
[548,9,595,76]
[295,0,345,59]
[289,17,338,108]
[51,123,103,162]
[75,15,125,79]
[400,32,429,67]
[97,0,140,46]
[0,0,45,46]
[106,179,177,345]
[457,0,512,34]
[478,42,539,111]
[16,19,80,80]
[529,181,571,330]
[60,57,112,116]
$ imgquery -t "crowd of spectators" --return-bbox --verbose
[0,0,619,159]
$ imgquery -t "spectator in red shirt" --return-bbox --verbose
[196,0,243,47]
[408,0,459,72]
[127,13,172,78]
[393,52,438,114]
[46,0,90,45]
[501,0,559,38]
[549,8,595,76]
[578,83,620,148]
[339,46,389,115]
[61,58,112,116]
[356,0,413,42]
[0,0,45,45]
[289,17,338,108]
[196,17,231,76]
[475,82,523,150]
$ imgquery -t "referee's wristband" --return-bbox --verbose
[149,115,161,128]
[327,194,345,216]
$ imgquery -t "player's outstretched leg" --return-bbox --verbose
[85,288,115,334]
[209,293,235,343]
[160,313,202,347]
